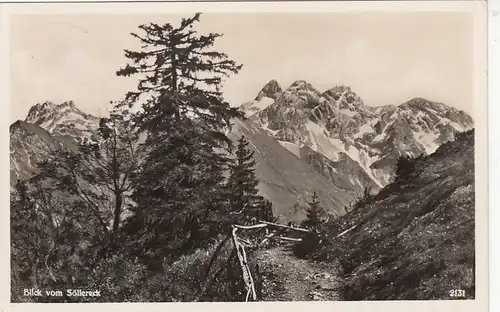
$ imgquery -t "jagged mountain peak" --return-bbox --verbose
[286,80,320,94]
[397,97,473,130]
[323,85,352,95]
[21,100,100,143]
[25,100,87,126]
[399,97,448,113]
[25,101,57,123]
[255,79,283,101]
[322,85,364,109]
[289,80,310,87]
[398,98,470,120]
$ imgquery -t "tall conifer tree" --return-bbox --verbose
[116,13,244,262]
[228,135,275,224]
[229,136,259,209]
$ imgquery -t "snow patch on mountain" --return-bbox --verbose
[354,123,375,139]
[240,79,474,190]
[262,122,280,136]
[278,141,301,158]
[340,109,357,117]
[413,130,440,155]
[344,144,384,188]
[242,96,275,117]
[248,140,261,154]
[373,120,396,143]
[448,120,467,132]
[306,121,344,162]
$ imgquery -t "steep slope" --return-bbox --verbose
[241,80,474,192]
[307,129,475,300]
[228,118,356,222]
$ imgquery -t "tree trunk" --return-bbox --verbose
[169,42,181,123]
[112,192,122,235]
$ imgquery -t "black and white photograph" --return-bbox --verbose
[3,0,489,306]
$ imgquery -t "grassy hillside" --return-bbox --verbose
[298,129,475,300]
[228,118,357,222]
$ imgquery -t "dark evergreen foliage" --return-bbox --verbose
[292,231,322,259]
[395,155,416,182]
[302,192,322,229]
[227,135,275,225]
[229,136,260,210]
[115,13,247,265]
[115,12,243,133]
[355,186,373,208]
[261,199,278,223]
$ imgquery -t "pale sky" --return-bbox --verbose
[9,11,475,122]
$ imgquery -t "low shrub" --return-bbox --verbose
[292,231,322,259]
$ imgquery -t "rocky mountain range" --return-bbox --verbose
[240,79,474,194]
[9,80,474,222]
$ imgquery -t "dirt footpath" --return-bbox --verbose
[255,246,341,301]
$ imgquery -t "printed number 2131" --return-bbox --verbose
[449,289,466,297]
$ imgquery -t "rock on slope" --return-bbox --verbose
[310,129,475,300]
[241,80,474,193]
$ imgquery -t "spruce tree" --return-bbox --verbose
[116,13,244,262]
[228,135,261,221]
[227,135,277,225]
[116,12,243,133]
[260,199,277,223]
[303,192,322,228]
[227,136,277,236]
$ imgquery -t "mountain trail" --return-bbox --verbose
[255,246,341,301]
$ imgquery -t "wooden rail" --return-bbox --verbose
[228,220,312,301]
[258,220,311,233]
[199,217,359,302]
